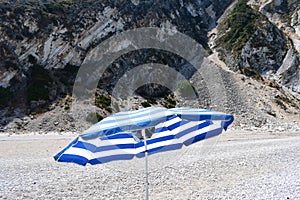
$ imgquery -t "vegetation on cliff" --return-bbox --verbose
[216,0,258,55]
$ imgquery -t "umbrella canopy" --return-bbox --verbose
[54,107,234,166]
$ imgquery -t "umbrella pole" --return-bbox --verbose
[142,129,149,200]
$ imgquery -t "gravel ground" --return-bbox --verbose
[0,130,299,200]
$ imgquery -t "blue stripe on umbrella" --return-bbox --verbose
[176,121,212,138]
[146,135,175,145]
[182,127,223,146]
[89,154,135,165]
[58,154,89,166]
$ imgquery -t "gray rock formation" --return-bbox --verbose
[0,0,299,133]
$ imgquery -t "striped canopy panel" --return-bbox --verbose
[54,107,234,166]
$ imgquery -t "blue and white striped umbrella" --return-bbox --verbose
[54,106,234,166]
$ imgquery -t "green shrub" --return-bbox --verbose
[95,112,104,121]
[37,10,59,29]
[241,67,263,81]
[86,112,104,123]
[95,94,112,112]
[57,63,79,87]
[30,64,52,83]
[95,94,111,107]
[0,86,12,108]
[62,0,82,4]
[141,101,151,108]
[44,3,65,13]
[177,80,195,97]
[27,65,52,102]
[164,96,176,105]
[163,95,177,108]
[4,61,18,69]
[27,84,50,101]
[147,99,157,105]
[141,99,157,108]
[274,98,287,110]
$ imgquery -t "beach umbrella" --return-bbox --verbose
[54,106,234,199]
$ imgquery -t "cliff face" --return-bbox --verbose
[249,0,300,98]
[0,0,231,106]
[213,0,300,98]
[0,0,233,122]
[0,0,299,133]
[0,0,232,69]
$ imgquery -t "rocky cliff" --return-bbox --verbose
[0,0,299,133]
[212,0,300,98]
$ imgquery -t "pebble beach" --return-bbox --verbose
[1,130,299,200]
